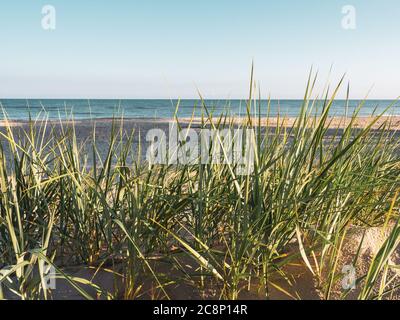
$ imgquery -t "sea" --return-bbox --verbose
[0,99,399,120]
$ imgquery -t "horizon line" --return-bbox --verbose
[0,97,399,101]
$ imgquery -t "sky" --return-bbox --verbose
[0,0,399,99]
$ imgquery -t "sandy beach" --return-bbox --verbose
[1,115,398,157]
[2,115,400,128]
[3,0,400,304]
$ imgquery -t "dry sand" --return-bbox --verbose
[1,115,400,130]
[5,224,398,300]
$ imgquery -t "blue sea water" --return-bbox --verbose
[0,99,399,120]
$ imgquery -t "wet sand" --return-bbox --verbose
[0,116,398,165]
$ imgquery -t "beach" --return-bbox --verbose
[1,115,398,162]
[3,0,400,304]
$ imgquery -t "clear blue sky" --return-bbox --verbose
[0,0,399,99]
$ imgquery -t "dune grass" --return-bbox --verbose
[1,73,400,300]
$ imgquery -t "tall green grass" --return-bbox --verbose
[1,73,400,300]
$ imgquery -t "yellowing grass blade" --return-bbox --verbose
[296,226,315,276]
